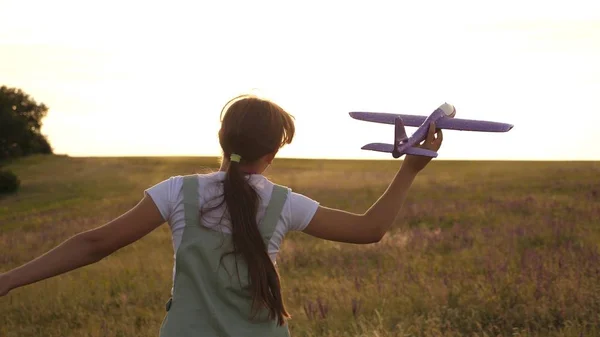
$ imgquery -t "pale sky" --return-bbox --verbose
[1,0,599,160]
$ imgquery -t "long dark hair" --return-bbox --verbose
[216,94,295,325]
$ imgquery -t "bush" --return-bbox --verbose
[0,169,20,194]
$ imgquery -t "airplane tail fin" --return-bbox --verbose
[360,143,438,158]
[360,117,437,158]
[393,117,408,158]
[395,117,408,144]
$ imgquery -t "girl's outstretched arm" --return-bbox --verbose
[0,194,164,296]
[302,122,443,244]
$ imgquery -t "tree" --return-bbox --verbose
[0,86,53,161]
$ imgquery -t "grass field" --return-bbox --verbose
[1,155,599,337]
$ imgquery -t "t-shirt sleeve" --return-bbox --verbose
[145,176,178,222]
[288,191,320,232]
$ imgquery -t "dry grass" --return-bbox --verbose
[1,155,599,337]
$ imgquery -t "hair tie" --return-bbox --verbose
[230,153,242,163]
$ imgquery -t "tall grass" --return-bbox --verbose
[1,155,599,336]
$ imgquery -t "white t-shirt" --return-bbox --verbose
[145,172,320,289]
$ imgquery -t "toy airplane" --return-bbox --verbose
[349,103,514,158]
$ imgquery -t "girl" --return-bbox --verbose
[0,94,443,336]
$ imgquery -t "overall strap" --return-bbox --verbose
[260,184,288,237]
[182,175,200,227]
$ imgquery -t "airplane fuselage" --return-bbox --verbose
[393,104,455,157]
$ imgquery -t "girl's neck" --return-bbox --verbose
[219,161,265,175]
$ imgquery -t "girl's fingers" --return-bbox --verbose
[427,122,436,143]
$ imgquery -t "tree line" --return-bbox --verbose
[0,85,53,193]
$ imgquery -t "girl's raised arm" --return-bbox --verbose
[302,123,443,244]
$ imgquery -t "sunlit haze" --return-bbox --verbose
[2,0,599,160]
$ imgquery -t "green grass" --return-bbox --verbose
[1,155,600,337]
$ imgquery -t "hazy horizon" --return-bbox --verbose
[46,153,598,162]
[2,0,599,160]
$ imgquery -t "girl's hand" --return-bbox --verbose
[402,122,443,173]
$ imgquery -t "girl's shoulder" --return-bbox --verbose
[154,172,279,196]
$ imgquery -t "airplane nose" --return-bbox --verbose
[439,103,456,117]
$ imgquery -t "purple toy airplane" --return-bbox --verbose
[349,103,514,158]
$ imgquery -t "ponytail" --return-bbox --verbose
[222,154,290,326]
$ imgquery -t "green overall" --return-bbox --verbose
[159,175,291,337]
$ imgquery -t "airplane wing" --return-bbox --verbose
[349,112,427,127]
[361,143,395,153]
[436,118,513,132]
[349,112,513,132]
